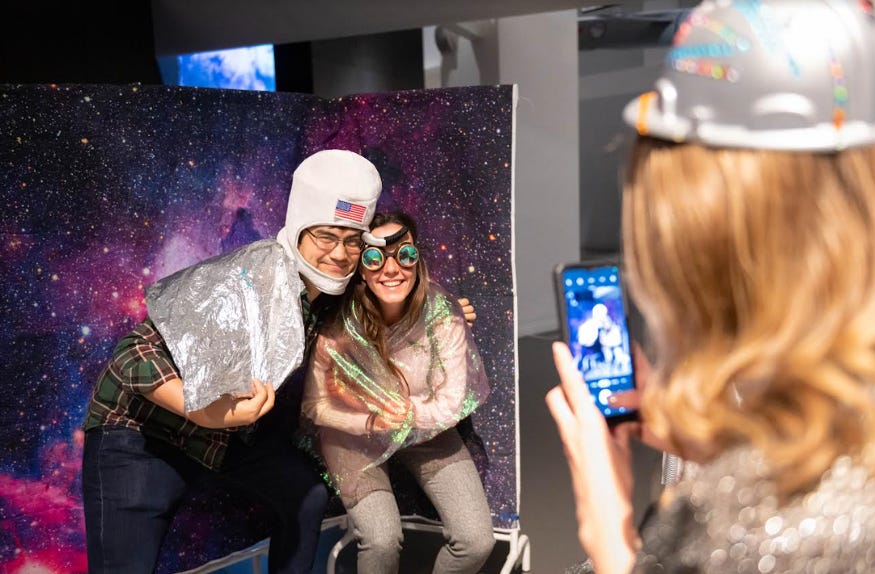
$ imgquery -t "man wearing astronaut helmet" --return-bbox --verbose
[276,149,382,298]
[82,149,382,574]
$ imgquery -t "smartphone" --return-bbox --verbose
[554,257,638,424]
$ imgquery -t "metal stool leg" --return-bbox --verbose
[326,517,356,574]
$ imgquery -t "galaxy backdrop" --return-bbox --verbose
[0,83,516,573]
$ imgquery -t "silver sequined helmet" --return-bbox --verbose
[624,0,875,151]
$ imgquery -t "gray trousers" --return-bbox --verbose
[344,434,495,574]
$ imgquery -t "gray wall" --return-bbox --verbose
[578,45,669,255]
[499,12,581,337]
[427,11,581,337]
[577,0,696,255]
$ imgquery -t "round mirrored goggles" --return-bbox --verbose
[360,244,420,271]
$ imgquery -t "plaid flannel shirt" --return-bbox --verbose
[83,290,329,470]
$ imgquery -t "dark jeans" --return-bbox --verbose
[82,426,328,574]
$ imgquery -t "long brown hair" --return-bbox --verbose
[351,211,431,376]
[624,137,875,497]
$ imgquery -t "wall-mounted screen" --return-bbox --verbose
[159,44,276,91]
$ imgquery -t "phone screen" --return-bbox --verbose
[556,262,637,422]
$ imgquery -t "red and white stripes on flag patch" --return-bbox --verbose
[334,200,367,223]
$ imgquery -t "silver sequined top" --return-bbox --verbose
[635,447,875,573]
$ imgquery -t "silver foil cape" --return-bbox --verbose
[145,239,306,412]
[302,283,490,501]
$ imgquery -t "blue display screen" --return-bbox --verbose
[560,264,635,419]
[160,44,277,91]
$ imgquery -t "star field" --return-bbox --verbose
[0,83,516,571]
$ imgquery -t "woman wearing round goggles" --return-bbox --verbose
[301,211,494,574]
[357,234,422,321]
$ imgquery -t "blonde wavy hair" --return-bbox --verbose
[623,137,875,497]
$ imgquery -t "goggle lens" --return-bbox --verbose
[361,248,385,270]
[397,244,419,267]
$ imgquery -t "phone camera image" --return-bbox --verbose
[561,265,635,419]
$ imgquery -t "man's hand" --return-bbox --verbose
[458,297,477,326]
[147,377,276,429]
[189,379,276,428]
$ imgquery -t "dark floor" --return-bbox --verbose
[320,333,664,573]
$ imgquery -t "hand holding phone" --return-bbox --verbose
[554,258,638,424]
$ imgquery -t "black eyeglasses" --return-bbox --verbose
[304,229,364,253]
[360,244,420,271]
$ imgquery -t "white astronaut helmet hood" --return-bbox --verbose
[276,149,382,295]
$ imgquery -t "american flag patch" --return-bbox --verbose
[334,200,367,223]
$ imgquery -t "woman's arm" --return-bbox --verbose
[409,314,483,429]
[302,336,373,434]
[546,341,639,574]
